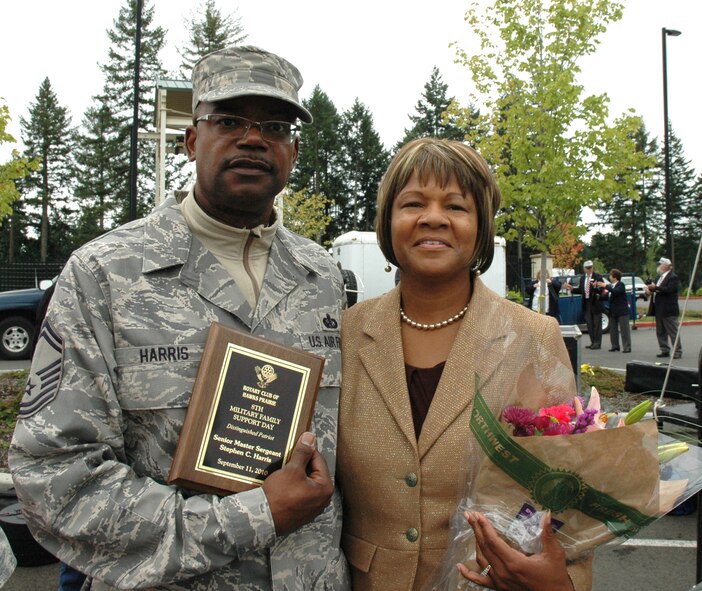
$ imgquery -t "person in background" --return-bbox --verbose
[337,138,590,590]
[525,270,561,321]
[9,46,349,590]
[647,257,682,359]
[604,269,631,353]
[563,260,604,349]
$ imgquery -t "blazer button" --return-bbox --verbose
[406,527,419,542]
[405,472,418,487]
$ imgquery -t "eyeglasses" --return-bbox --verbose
[195,113,301,144]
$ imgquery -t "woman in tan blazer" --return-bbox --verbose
[337,139,592,591]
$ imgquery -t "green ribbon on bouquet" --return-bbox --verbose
[470,379,656,537]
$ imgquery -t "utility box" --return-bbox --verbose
[331,231,507,304]
[560,324,582,393]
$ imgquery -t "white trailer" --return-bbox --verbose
[331,231,507,304]
[331,231,396,304]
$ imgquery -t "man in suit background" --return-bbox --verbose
[564,260,604,349]
[647,257,682,359]
[525,271,561,321]
[604,268,631,353]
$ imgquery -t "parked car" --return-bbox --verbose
[0,278,56,360]
[620,275,649,300]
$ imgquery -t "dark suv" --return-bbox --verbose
[0,278,55,360]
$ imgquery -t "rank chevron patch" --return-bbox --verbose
[18,321,64,418]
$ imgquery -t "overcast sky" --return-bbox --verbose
[2,0,700,178]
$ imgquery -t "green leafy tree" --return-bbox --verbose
[395,67,469,151]
[0,102,36,222]
[178,0,247,77]
[278,189,331,243]
[0,102,38,263]
[289,86,346,243]
[339,99,389,233]
[99,0,166,222]
[451,0,653,293]
[20,78,74,262]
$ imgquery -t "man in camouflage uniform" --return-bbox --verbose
[10,46,349,590]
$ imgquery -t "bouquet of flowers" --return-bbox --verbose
[427,376,702,590]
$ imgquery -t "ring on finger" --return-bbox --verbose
[480,564,492,577]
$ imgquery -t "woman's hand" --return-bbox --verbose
[456,511,574,591]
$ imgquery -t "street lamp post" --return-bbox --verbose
[662,27,681,265]
[129,0,143,222]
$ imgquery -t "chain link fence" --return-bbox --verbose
[0,262,65,292]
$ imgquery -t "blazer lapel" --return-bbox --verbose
[357,288,418,451]
[418,279,508,459]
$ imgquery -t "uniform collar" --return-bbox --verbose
[141,195,327,278]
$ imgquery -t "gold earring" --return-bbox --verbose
[384,261,392,273]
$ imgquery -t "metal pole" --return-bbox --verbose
[662,27,681,266]
[129,0,143,221]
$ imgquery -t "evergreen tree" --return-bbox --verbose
[395,66,468,151]
[665,126,698,288]
[289,86,346,243]
[20,77,74,262]
[72,95,127,246]
[339,99,389,233]
[99,0,166,222]
[682,172,702,291]
[178,0,247,77]
[593,122,662,275]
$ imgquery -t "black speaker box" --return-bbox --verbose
[624,361,699,400]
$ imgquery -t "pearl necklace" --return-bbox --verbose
[400,304,469,330]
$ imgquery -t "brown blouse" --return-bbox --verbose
[405,361,446,439]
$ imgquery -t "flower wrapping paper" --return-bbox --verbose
[426,386,699,591]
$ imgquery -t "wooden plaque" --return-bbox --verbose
[168,322,325,495]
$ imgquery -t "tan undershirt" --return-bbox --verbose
[180,190,278,307]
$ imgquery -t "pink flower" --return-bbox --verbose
[538,404,576,425]
[502,396,598,437]
[533,415,553,433]
[586,387,601,412]
[502,406,538,436]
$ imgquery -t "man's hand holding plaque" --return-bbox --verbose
[263,432,334,536]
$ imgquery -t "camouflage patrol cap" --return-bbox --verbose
[192,45,313,123]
